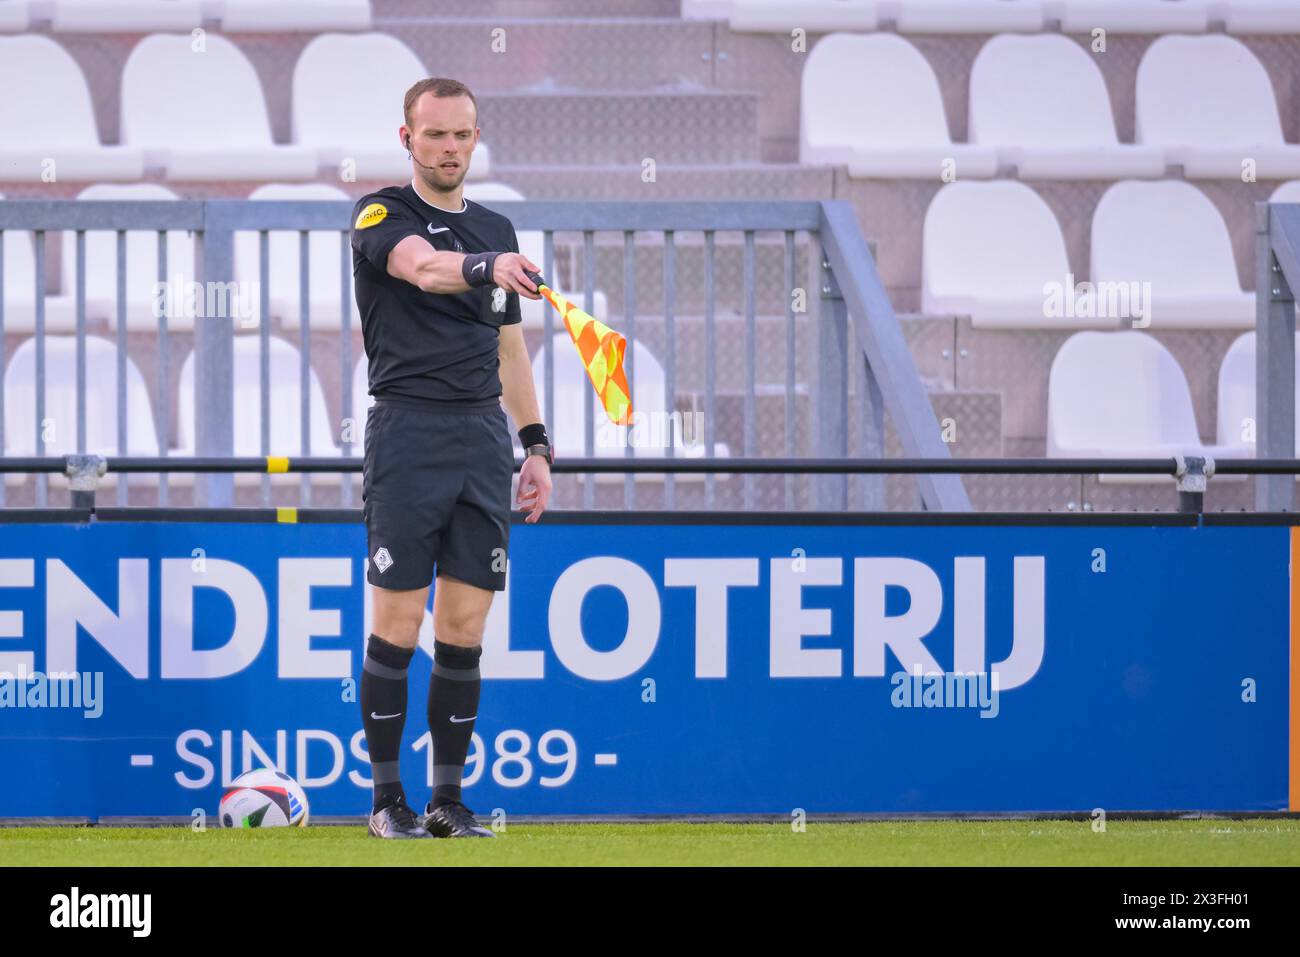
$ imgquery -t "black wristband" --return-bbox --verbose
[518,423,549,448]
[461,251,501,288]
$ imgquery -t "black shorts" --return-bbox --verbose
[363,397,513,592]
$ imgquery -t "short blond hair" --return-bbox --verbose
[403,77,478,129]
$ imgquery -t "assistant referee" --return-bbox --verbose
[350,77,553,839]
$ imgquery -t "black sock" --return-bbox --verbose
[361,633,414,812]
[427,639,482,808]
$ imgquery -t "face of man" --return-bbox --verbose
[403,92,479,192]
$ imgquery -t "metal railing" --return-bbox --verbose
[0,198,965,513]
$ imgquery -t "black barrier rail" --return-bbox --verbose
[5,453,1300,514]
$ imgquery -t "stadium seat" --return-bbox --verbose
[121,34,318,182]
[3,335,160,486]
[1056,0,1211,33]
[1136,35,1300,180]
[232,183,360,331]
[221,0,371,32]
[1091,181,1253,328]
[729,0,879,32]
[532,333,729,483]
[173,336,342,484]
[55,184,196,332]
[349,354,374,453]
[1218,0,1300,33]
[1216,332,1300,455]
[0,0,30,31]
[0,36,144,182]
[800,33,998,180]
[1048,331,1232,483]
[0,192,77,333]
[294,34,460,183]
[891,0,1045,33]
[921,181,1078,328]
[51,0,202,32]
[969,35,1166,180]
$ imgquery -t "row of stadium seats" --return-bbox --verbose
[1,332,724,482]
[0,32,488,182]
[0,0,370,34]
[0,183,607,332]
[925,178,1294,329]
[1048,330,1293,482]
[689,0,1300,35]
[804,32,1300,179]
[3,176,1285,335]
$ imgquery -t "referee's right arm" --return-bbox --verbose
[387,236,541,300]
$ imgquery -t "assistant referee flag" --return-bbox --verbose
[532,277,633,426]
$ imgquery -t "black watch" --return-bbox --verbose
[524,443,553,466]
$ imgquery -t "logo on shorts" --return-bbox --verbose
[373,547,394,573]
[491,287,507,313]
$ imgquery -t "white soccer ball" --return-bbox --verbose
[219,768,310,828]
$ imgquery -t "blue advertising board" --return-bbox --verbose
[0,517,1290,817]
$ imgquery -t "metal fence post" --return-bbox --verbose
[1257,201,1297,512]
[811,236,848,511]
[196,203,234,507]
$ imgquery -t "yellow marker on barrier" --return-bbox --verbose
[266,456,290,474]
[277,507,297,524]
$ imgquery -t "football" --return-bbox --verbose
[218,768,310,828]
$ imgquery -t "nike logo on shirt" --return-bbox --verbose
[428,224,449,235]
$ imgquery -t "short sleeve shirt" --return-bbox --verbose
[350,183,522,405]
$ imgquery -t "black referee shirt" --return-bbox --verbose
[350,183,523,408]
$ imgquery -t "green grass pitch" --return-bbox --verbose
[2,819,1298,866]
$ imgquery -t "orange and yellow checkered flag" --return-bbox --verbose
[528,274,633,426]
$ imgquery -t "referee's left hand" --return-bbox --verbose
[517,453,552,523]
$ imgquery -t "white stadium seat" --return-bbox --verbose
[1048,331,1233,483]
[292,34,491,181]
[801,33,998,180]
[1270,181,1300,205]
[1136,35,1300,180]
[969,35,1166,180]
[1055,0,1211,33]
[350,354,374,454]
[51,0,202,32]
[233,183,360,331]
[3,335,160,486]
[729,0,879,32]
[122,34,318,182]
[1091,180,1253,329]
[0,193,77,333]
[295,34,449,183]
[0,0,30,31]
[173,337,341,484]
[921,181,1077,328]
[0,36,144,182]
[1216,332,1300,454]
[221,0,371,32]
[891,0,1045,33]
[55,184,196,332]
[1217,0,1300,33]
[532,333,728,482]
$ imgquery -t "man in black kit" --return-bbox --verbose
[350,77,553,839]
